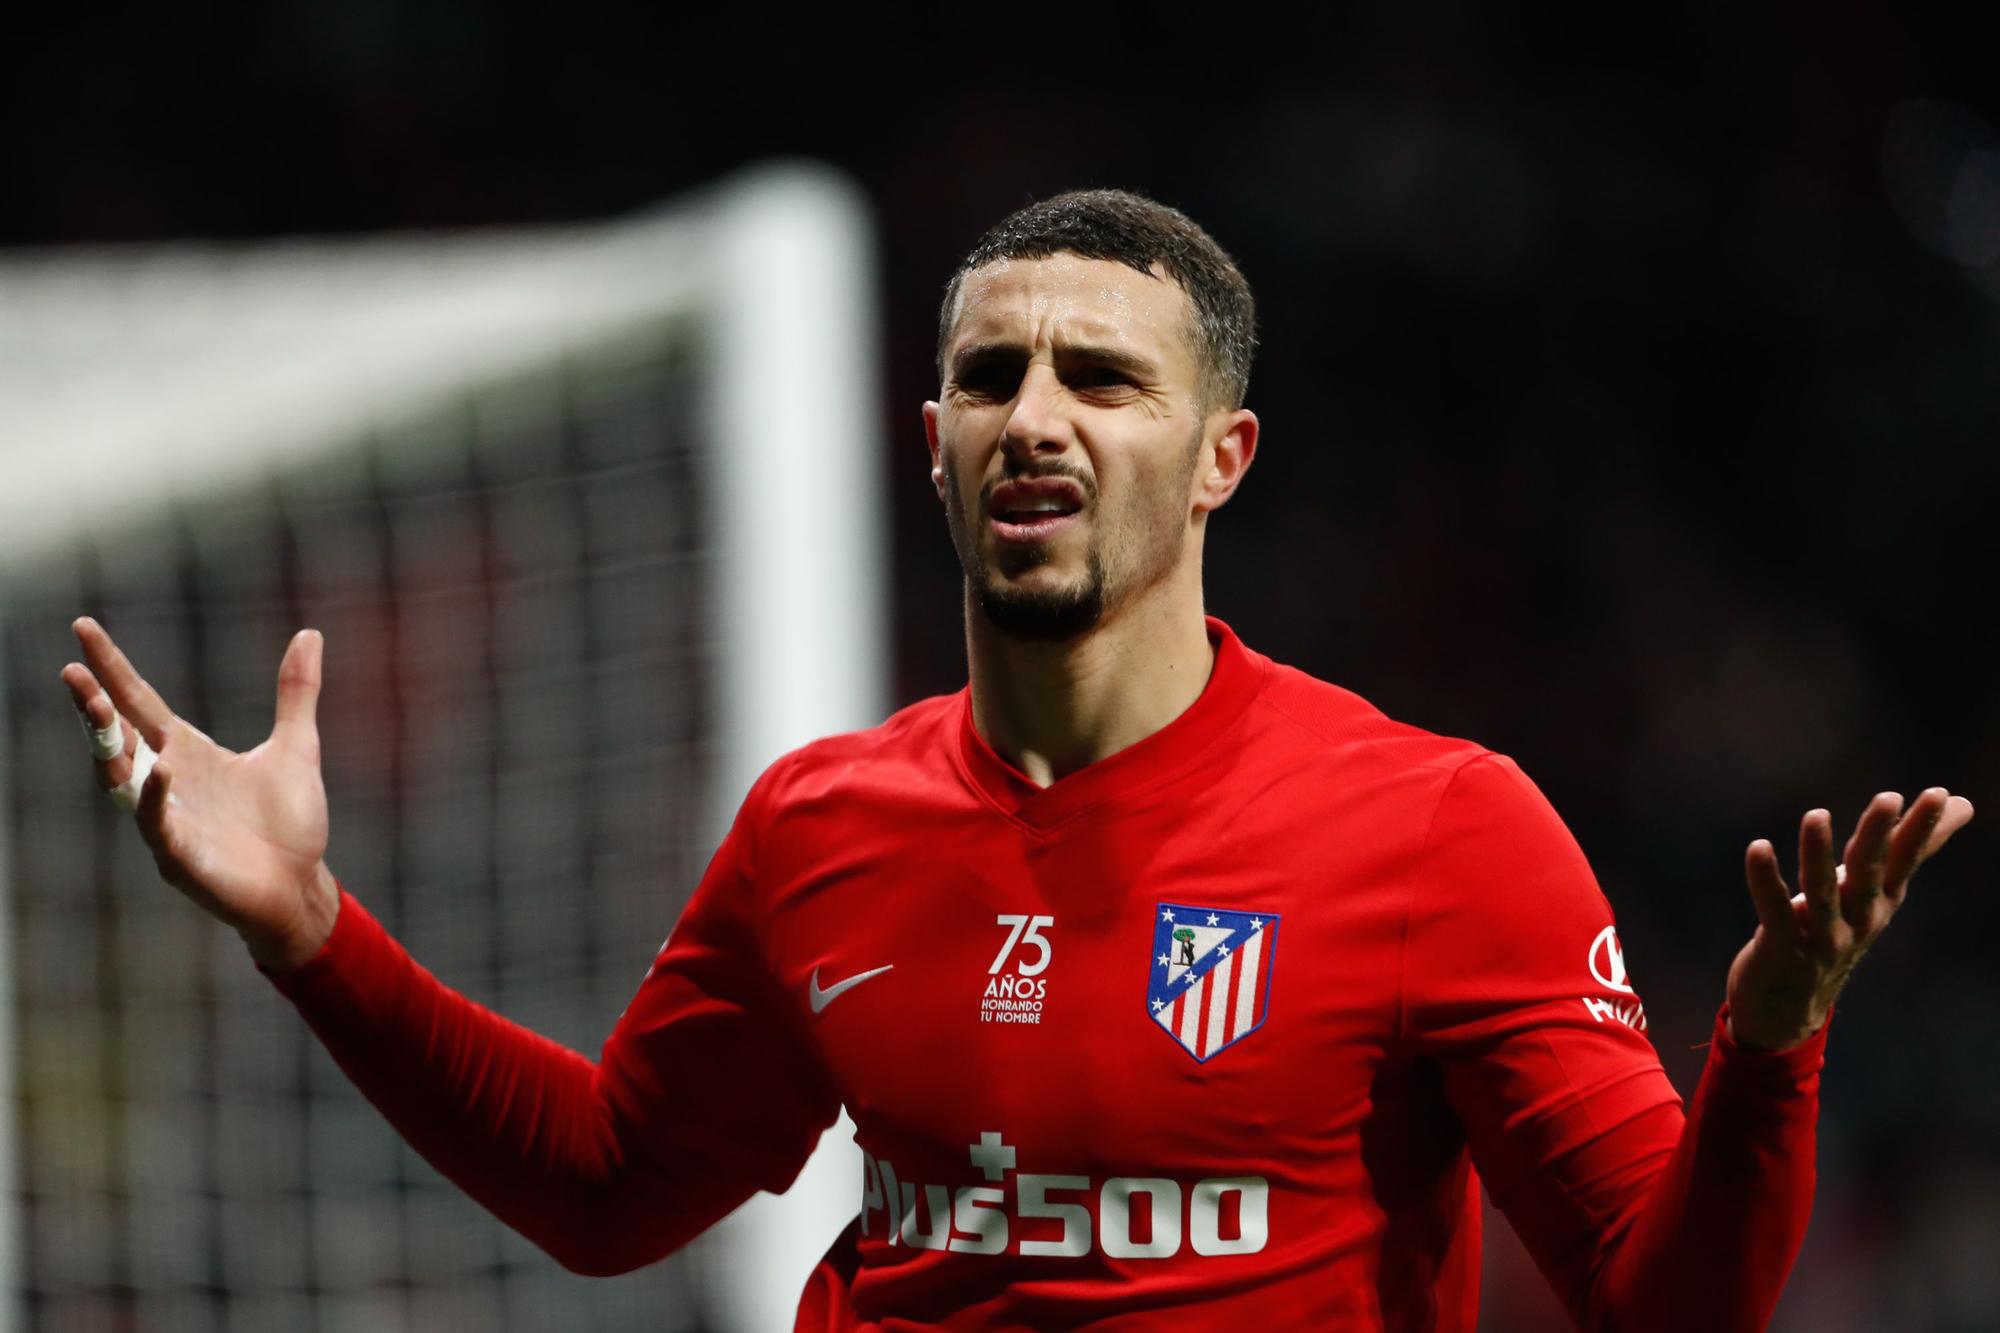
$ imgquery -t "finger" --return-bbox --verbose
[270,629,323,759]
[61,662,139,792]
[61,662,110,725]
[111,733,161,813]
[1881,788,1949,901]
[1840,792,1902,924]
[62,663,123,757]
[1910,793,1976,882]
[1744,839,1801,942]
[71,617,176,749]
[1797,808,1842,941]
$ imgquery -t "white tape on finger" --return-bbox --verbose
[82,713,124,762]
[112,736,159,813]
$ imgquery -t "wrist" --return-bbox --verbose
[241,862,341,972]
[1724,1001,1830,1054]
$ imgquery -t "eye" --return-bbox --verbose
[1070,365,1135,392]
[955,360,1023,399]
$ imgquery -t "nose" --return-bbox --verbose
[1000,363,1075,462]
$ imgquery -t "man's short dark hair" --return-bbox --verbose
[937,189,1258,411]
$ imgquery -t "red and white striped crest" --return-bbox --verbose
[1147,903,1279,1062]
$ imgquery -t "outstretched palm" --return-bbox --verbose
[61,617,338,969]
[1728,788,1974,1051]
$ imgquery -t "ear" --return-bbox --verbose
[1192,408,1259,515]
[923,401,946,502]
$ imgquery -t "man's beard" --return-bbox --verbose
[943,436,1199,644]
[943,428,1204,644]
[968,543,1108,641]
[942,456,1109,642]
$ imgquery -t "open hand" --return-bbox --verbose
[60,617,339,971]
[1728,788,1974,1051]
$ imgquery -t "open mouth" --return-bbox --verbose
[990,509,1080,541]
[987,478,1085,541]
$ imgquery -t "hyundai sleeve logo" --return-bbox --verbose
[1589,926,1635,995]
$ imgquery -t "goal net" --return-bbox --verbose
[0,162,884,1333]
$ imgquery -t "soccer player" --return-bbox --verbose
[61,190,1972,1330]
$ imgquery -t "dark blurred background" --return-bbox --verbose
[6,2,1995,1328]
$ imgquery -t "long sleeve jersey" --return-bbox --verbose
[266,617,1824,1329]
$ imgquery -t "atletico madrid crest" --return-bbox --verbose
[1147,903,1279,1062]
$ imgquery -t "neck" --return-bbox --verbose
[965,561,1215,787]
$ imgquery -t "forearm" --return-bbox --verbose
[261,882,689,1275]
[1587,1005,1825,1332]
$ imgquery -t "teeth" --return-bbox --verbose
[999,494,1075,513]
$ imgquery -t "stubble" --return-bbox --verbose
[943,422,1204,643]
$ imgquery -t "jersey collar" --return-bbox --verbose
[953,615,1269,832]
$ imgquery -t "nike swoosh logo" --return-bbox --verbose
[809,964,894,1014]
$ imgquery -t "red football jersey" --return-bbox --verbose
[270,617,1824,1330]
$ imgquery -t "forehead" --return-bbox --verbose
[945,253,1195,367]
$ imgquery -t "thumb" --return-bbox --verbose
[271,629,323,757]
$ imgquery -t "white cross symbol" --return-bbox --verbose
[968,1131,1015,1183]
[1206,913,1220,926]
[1161,908,1175,922]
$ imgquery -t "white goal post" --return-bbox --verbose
[0,161,885,1333]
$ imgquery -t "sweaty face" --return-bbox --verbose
[931,254,1208,642]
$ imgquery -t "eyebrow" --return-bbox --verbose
[950,341,1162,380]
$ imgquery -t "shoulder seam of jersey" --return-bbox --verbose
[1251,686,1487,779]
[1393,750,1501,1047]
[740,746,806,976]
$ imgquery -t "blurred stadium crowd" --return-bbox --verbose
[5,3,1995,1329]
